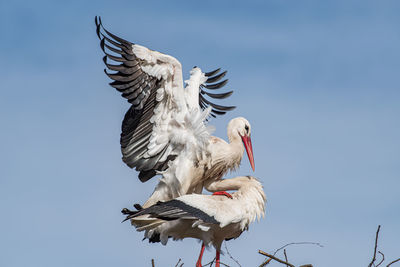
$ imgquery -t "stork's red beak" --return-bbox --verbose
[241,135,255,171]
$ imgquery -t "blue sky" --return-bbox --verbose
[1,0,399,266]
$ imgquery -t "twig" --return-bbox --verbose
[202,258,230,267]
[202,258,215,267]
[224,242,242,267]
[258,250,295,267]
[175,258,183,267]
[151,259,155,267]
[387,258,400,267]
[273,242,323,256]
[376,251,385,267]
[368,225,381,267]
[258,258,273,267]
[283,249,289,267]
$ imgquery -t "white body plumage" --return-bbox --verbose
[123,176,266,250]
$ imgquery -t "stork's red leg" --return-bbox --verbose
[215,249,220,267]
[196,242,205,267]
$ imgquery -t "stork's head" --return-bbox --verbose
[228,117,255,171]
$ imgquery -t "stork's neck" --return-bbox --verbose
[234,176,265,201]
[234,176,266,229]
[227,132,245,164]
[205,176,266,226]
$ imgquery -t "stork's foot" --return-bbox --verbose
[212,191,233,199]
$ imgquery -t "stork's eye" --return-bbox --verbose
[245,125,249,133]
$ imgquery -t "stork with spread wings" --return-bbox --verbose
[95,17,255,208]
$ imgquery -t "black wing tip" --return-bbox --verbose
[202,90,233,99]
[134,204,143,210]
[95,16,103,29]
[203,79,229,90]
[138,170,157,183]
[121,204,143,222]
[121,208,135,222]
[95,16,103,39]
[94,15,133,46]
[211,105,236,111]
[121,208,133,215]
[200,69,234,117]
[205,68,221,77]
[99,37,105,49]
[200,95,236,112]
[205,70,227,83]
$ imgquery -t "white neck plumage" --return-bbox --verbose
[233,176,266,229]
[206,176,266,229]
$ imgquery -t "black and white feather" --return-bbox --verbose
[199,69,235,118]
[122,176,266,249]
[123,199,218,224]
[96,16,241,207]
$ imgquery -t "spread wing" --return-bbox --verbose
[95,17,214,183]
[96,16,186,182]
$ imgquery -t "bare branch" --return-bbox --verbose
[258,242,319,266]
[175,258,183,267]
[368,225,381,267]
[273,242,323,256]
[387,258,400,267]
[151,259,155,267]
[224,242,242,267]
[258,258,273,267]
[258,250,295,267]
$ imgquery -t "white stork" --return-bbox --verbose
[122,176,266,267]
[95,17,255,208]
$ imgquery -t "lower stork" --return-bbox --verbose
[122,176,266,267]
